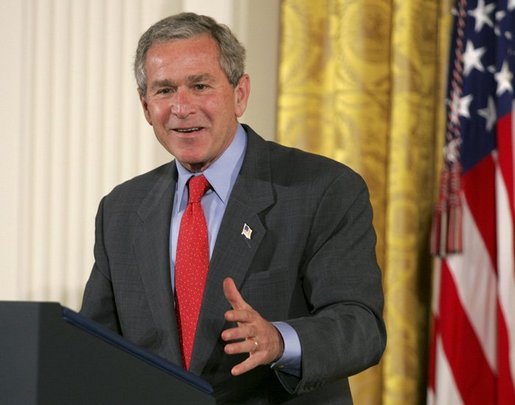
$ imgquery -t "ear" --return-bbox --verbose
[139,92,153,126]
[234,74,250,118]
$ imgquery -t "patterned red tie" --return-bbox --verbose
[175,174,210,370]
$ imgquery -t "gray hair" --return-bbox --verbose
[134,12,246,95]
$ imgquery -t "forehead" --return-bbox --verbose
[145,35,221,69]
[143,35,232,89]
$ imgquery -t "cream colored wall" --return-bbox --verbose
[0,0,279,309]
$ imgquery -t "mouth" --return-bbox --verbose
[172,127,204,134]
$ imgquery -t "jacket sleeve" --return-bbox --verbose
[80,197,122,335]
[277,170,386,394]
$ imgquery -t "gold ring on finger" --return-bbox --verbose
[248,337,259,353]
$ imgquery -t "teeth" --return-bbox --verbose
[176,127,201,133]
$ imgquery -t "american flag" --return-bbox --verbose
[428,0,515,404]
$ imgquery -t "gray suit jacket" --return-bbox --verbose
[81,125,386,404]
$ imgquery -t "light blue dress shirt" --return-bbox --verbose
[169,124,301,376]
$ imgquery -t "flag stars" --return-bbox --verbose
[463,40,486,75]
[468,0,495,32]
[496,10,506,22]
[495,61,513,95]
[448,92,473,124]
[459,94,474,119]
[478,96,497,132]
[494,11,506,36]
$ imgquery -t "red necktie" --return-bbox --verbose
[175,174,210,369]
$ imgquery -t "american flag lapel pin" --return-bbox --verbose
[241,223,253,240]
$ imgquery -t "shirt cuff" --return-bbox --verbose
[271,321,302,377]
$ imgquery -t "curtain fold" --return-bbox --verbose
[277,1,452,403]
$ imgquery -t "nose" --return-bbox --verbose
[171,89,194,118]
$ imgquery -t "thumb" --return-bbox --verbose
[223,277,248,310]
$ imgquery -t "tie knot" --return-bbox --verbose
[187,175,210,203]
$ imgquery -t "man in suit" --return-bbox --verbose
[81,12,386,404]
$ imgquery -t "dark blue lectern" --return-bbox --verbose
[0,302,215,405]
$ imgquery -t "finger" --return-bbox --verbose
[223,337,259,355]
[224,308,255,324]
[221,324,255,342]
[231,353,264,376]
[223,277,250,311]
[247,337,259,354]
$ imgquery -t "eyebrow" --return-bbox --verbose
[150,79,175,89]
[150,74,214,89]
[186,74,215,84]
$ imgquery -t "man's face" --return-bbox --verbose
[140,34,250,172]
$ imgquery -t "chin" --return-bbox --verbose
[177,156,208,171]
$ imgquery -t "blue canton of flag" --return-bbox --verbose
[454,0,514,172]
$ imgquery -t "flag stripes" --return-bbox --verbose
[428,1,515,402]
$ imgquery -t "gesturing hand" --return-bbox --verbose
[221,277,284,376]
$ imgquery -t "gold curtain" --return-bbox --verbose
[277,0,452,403]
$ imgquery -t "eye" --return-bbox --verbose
[194,84,208,91]
[156,87,173,95]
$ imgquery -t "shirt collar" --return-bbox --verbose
[175,124,247,205]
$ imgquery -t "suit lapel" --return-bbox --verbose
[190,128,275,374]
[133,162,183,365]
